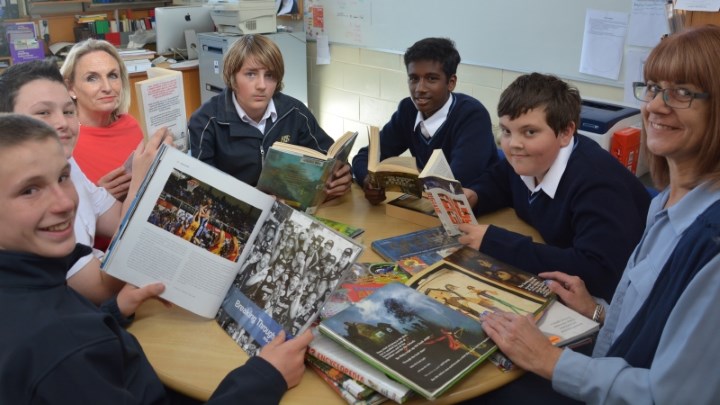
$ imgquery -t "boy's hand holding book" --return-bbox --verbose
[259,329,314,388]
[362,176,386,205]
[324,162,353,201]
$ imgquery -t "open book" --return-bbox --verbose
[318,247,555,400]
[134,67,188,152]
[256,131,358,214]
[102,145,363,355]
[420,149,477,236]
[366,126,422,197]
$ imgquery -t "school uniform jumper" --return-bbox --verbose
[189,89,334,186]
[466,135,650,301]
[0,245,288,404]
[351,93,498,186]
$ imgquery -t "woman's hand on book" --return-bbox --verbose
[259,329,314,388]
[362,176,386,205]
[540,271,597,320]
[325,163,353,201]
[481,311,562,380]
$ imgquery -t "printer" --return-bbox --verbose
[206,0,277,35]
[578,98,645,174]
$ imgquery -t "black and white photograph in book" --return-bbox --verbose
[146,169,262,262]
[216,201,362,356]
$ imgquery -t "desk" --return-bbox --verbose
[128,187,541,403]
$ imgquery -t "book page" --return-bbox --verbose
[216,202,364,356]
[135,67,188,152]
[103,146,275,318]
[327,131,359,161]
[419,148,454,181]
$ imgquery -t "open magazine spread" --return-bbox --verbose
[102,145,363,355]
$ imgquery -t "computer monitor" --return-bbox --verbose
[154,6,215,59]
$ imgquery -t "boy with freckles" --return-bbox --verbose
[0,114,312,403]
[459,73,650,302]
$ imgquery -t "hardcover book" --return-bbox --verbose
[370,226,463,273]
[318,282,498,401]
[308,332,414,404]
[134,67,188,152]
[256,130,358,214]
[366,126,423,197]
[102,145,363,356]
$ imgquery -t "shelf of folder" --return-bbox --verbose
[26,0,169,16]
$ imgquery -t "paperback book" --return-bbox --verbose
[102,145,363,356]
[384,193,440,228]
[370,226,463,273]
[134,67,188,151]
[366,126,422,197]
[256,131,358,214]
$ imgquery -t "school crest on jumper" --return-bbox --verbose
[279,135,291,143]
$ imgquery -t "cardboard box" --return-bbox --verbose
[611,127,641,174]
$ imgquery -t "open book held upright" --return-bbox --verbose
[102,145,363,356]
[366,126,422,197]
[134,67,188,152]
[256,131,358,214]
[420,148,477,236]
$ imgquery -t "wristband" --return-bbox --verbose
[592,303,605,324]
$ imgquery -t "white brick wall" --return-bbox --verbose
[306,42,625,158]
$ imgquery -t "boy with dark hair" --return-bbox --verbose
[459,73,650,301]
[352,37,498,204]
[0,113,313,404]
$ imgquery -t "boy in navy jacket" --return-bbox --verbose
[352,37,498,204]
[459,73,650,301]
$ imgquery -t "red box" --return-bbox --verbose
[611,127,641,174]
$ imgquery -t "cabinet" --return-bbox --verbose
[197,32,307,105]
[25,0,169,17]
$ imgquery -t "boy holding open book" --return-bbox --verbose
[459,73,650,302]
[0,114,312,403]
[351,37,498,204]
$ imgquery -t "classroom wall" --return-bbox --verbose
[305,42,625,153]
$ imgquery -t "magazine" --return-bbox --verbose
[102,145,363,355]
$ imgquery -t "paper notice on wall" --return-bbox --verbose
[579,9,629,80]
[316,34,330,65]
[628,0,669,47]
[675,0,720,11]
[305,2,324,40]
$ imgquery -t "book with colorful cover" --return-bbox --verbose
[314,216,365,239]
[101,145,363,357]
[308,331,414,403]
[307,360,388,405]
[370,226,463,272]
[418,149,477,236]
[318,282,499,401]
[306,356,375,400]
[256,131,358,214]
[320,262,411,319]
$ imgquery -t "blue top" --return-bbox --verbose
[467,135,650,301]
[0,245,288,404]
[552,183,720,404]
[351,93,498,186]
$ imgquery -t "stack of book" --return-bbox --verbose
[119,48,156,73]
[310,247,599,403]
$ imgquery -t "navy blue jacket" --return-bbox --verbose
[467,135,650,301]
[0,245,287,404]
[189,89,334,186]
[352,93,498,186]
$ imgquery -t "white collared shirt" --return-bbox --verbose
[232,94,277,134]
[413,93,454,139]
[520,136,575,199]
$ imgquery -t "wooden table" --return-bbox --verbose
[128,186,542,404]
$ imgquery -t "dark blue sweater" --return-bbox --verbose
[0,245,288,404]
[467,135,650,301]
[352,93,498,186]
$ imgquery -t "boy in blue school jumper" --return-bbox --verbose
[0,114,313,404]
[458,73,650,302]
[352,37,498,204]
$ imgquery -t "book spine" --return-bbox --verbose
[306,356,373,399]
[308,336,412,403]
[488,351,514,372]
[308,361,385,405]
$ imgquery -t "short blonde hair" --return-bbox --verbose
[222,35,284,93]
[60,39,131,117]
[642,25,720,189]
